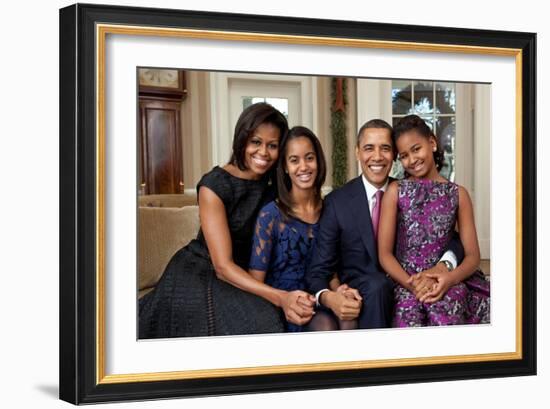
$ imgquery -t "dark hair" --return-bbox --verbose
[393,114,444,171]
[357,118,396,156]
[276,126,327,220]
[229,102,289,173]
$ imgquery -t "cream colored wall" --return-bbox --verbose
[473,84,491,259]
[181,71,212,190]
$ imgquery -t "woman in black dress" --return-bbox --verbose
[139,103,314,338]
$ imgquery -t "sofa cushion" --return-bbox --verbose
[138,205,200,292]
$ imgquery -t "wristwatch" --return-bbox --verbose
[440,260,454,272]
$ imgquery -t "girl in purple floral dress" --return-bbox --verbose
[378,115,490,327]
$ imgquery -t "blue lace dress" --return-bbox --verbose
[249,201,320,332]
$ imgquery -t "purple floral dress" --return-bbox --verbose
[393,179,490,327]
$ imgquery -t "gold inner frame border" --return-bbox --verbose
[95,23,523,385]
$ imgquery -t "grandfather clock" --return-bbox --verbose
[138,69,187,195]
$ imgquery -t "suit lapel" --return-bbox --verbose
[348,176,378,264]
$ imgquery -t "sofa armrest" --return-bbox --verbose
[138,205,200,292]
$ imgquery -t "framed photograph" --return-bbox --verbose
[59,3,536,404]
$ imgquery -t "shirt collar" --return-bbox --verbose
[361,174,389,200]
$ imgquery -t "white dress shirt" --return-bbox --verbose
[362,174,389,215]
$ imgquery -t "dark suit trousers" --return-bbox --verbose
[352,273,394,329]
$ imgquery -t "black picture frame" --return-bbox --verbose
[59,3,536,404]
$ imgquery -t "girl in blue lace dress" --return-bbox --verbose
[249,126,327,332]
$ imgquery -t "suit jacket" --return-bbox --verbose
[306,176,382,294]
[306,176,465,294]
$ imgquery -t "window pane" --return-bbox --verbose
[413,81,434,115]
[242,97,289,119]
[242,96,255,110]
[265,98,289,118]
[390,160,405,180]
[435,82,456,114]
[421,116,434,130]
[392,80,412,115]
[436,116,456,181]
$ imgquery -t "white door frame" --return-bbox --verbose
[209,72,316,165]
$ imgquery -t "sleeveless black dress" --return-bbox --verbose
[138,166,285,338]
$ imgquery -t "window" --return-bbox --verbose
[242,97,289,119]
[391,81,457,181]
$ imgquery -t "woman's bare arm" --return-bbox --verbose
[249,269,267,282]
[200,187,285,304]
[199,187,314,324]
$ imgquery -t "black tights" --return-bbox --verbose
[305,310,358,332]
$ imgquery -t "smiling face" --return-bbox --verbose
[355,127,394,188]
[243,123,280,178]
[284,136,318,191]
[395,130,438,179]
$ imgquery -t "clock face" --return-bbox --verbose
[139,69,180,88]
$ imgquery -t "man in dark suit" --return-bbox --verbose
[306,119,462,329]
